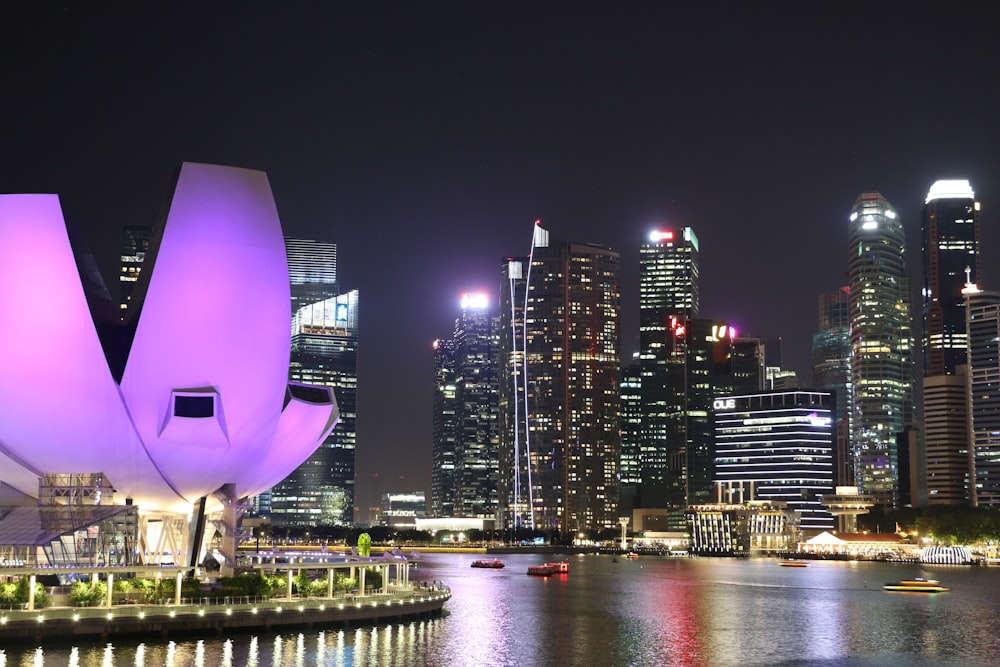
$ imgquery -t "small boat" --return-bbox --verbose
[527,564,557,576]
[546,561,570,574]
[778,559,808,567]
[471,558,505,569]
[883,577,950,593]
[625,552,639,560]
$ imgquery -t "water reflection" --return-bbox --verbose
[3,555,1000,666]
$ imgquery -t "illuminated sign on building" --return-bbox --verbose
[461,292,489,310]
[713,398,736,411]
[335,303,348,321]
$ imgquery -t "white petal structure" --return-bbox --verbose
[0,163,338,515]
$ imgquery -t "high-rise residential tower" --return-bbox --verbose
[847,192,914,508]
[431,293,500,519]
[922,180,981,376]
[499,222,621,536]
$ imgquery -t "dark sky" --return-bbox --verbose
[4,4,1000,513]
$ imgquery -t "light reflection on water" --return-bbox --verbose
[3,554,1000,666]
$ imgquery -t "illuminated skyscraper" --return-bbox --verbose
[812,287,852,486]
[847,192,914,508]
[499,222,621,535]
[922,180,981,375]
[266,237,355,524]
[629,228,699,516]
[431,293,499,519]
[965,287,1000,507]
[921,181,979,506]
[285,237,338,311]
[271,290,358,526]
[714,390,836,532]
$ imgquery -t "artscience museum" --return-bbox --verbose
[0,162,338,572]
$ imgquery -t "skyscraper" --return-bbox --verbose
[269,238,356,527]
[921,180,979,506]
[965,287,1000,507]
[812,287,852,486]
[499,222,621,536]
[922,180,981,376]
[286,236,339,311]
[431,337,458,517]
[630,228,699,515]
[271,290,358,526]
[431,293,500,519]
[848,192,914,508]
[714,390,836,532]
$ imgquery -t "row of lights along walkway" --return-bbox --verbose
[1,560,449,644]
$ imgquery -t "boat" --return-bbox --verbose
[778,559,808,567]
[471,558,505,569]
[625,552,639,560]
[527,561,570,576]
[882,577,950,593]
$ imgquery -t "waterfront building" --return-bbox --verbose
[686,501,797,556]
[847,192,914,508]
[811,286,853,486]
[713,390,836,532]
[271,289,358,527]
[431,292,500,519]
[499,222,621,535]
[0,163,339,570]
[119,224,152,317]
[381,491,427,528]
[965,287,1000,506]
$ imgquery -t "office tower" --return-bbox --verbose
[431,293,500,519]
[922,180,981,375]
[848,192,914,508]
[286,237,338,311]
[966,288,1000,507]
[270,289,358,526]
[921,180,979,506]
[812,287,853,486]
[618,359,642,515]
[119,225,153,317]
[431,337,458,517]
[499,222,621,535]
[629,228,699,515]
[731,336,764,393]
[714,390,836,532]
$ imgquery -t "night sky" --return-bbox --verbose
[4,5,1000,513]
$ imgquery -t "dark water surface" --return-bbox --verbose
[2,553,999,666]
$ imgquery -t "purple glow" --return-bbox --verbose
[0,163,338,513]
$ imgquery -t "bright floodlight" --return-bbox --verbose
[461,292,489,310]
[926,179,974,203]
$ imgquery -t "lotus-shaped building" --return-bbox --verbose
[0,163,338,565]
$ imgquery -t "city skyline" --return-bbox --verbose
[3,5,1000,510]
